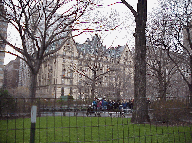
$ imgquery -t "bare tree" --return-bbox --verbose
[158,0,192,105]
[72,34,112,99]
[106,46,134,101]
[121,0,149,123]
[0,0,90,99]
[146,16,178,100]
[146,47,177,100]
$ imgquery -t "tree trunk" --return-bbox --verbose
[30,71,37,104]
[162,86,167,101]
[158,74,167,101]
[91,70,97,100]
[131,0,150,123]
[190,56,192,106]
[159,87,167,101]
[188,84,192,107]
[91,80,95,100]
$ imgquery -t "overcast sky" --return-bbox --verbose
[74,0,159,47]
[4,0,159,65]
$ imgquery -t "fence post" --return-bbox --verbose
[30,106,37,143]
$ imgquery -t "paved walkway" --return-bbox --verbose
[40,111,132,118]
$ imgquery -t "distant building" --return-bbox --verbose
[181,22,192,79]
[18,59,31,87]
[0,1,8,87]
[18,3,73,97]
[4,57,20,89]
[35,34,134,100]
[36,38,79,98]
[75,34,134,100]
[19,32,134,99]
[183,22,192,54]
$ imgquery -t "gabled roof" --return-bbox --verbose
[76,34,106,55]
[76,34,126,59]
[106,45,126,59]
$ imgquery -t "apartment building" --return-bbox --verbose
[0,1,8,87]
[75,34,134,100]
[35,34,134,100]
[183,21,192,54]
[4,57,20,89]
[36,38,79,98]
[19,30,134,100]
[18,2,73,97]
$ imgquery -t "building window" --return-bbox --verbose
[61,78,64,84]
[66,40,70,45]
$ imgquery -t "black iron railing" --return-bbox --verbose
[0,97,192,142]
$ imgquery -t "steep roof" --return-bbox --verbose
[106,45,125,59]
[76,34,126,59]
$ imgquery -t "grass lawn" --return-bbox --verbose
[0,116,192,143]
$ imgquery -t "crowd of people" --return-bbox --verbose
[91,98,134,111]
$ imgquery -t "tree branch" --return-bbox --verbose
[121,0,137,18]
[165,44,190,86]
